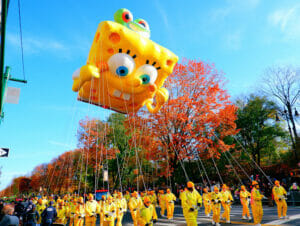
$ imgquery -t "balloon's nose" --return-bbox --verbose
[126,78,142,87]
[149,84,157,92]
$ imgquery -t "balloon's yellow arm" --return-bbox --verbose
[72,63,108,92]
[145,87,169,114]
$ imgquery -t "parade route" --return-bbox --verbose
[120,205,300,226]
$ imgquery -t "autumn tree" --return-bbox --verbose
[127,59,238,187]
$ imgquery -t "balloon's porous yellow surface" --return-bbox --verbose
[72,9,178,114]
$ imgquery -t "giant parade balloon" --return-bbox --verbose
[72,9,178,114]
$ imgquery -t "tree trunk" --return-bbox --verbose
[287,103,299,162]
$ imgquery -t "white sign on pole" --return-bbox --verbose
[103,170,108,182]
[5,87,20,104]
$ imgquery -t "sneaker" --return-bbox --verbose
[242,216,247,220]
[226,220,231,223]
[248,216,252,220]
[206,214,210,217]
[284,216,289,219]
[216,223,221,226]
[280,216,284,219]
[212,220,215,225]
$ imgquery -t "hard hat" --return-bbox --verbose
[88,193,93,199]
[214,186,219,192]
[252,181,258,186]
[275,180,280,186]
[187,181,194,188]
[38,199,43,204]
[167,188,171,193]
[203,188,208,193]
[241,185,246,190]
[78,197,84,203]
[107,196,113,200]
[222,184,227,189]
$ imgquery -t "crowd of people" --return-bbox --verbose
[0,179,298,226]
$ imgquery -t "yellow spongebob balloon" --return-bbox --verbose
[72,8,178,114]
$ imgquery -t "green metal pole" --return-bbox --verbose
[0,0,9,120]
[0,66,10,119]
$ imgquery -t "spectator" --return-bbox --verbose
[41,201,57,226]
[289,182,300,191]
[24,205,39,226]
[0,204,19,226]
[14,201,25,219]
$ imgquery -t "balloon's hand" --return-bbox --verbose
[72,63,108,91]
[145,87,169,113]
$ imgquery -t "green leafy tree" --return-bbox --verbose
[235,95,287,168]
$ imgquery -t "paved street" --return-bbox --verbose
[119,205,300,226]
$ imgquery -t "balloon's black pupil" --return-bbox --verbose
[120,69,125,74]
[143,77,147,82]
[125,14,130,20]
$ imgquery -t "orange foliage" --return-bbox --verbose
[127,59,238,177]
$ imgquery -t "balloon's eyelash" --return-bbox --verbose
[146,60,160,70]
[119,48,137,59]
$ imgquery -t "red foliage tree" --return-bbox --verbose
[127,59,238,179]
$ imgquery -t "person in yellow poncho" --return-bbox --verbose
[251,181,264,225]
[137,196,157,226]
[68,197,78,226]
[98,195,106,226]
[211,186,222,226]
[164,189,176,220]
[103,196,117,226]
[272,180,288,219]
[128,191,143,226]
[202,187,212,217]
[75,197,85,226]
[54,200,67,225]
[240,185,252,220]
[42,196,48,206]
[36,199,46,224]
[149,190,157,206]
[181,181,202,226]
[85,193,99,226]
[220,184,233,223]
[124,191,131,203]
[157,190,166,217]
[116,192,127,226]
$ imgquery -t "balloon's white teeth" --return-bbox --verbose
[123,93,131,101]
[113,89,121,98]
[72,68,80,79]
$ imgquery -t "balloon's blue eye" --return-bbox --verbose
[116,66,129,76]
[140,74,150,84]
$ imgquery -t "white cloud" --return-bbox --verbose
[153,0,170,32]
[268,4,300,40]
[48,140,75,149]
[211,0,260,21]
[6,33,67,55]
[6,33,90,59]
[224,30,242,50]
